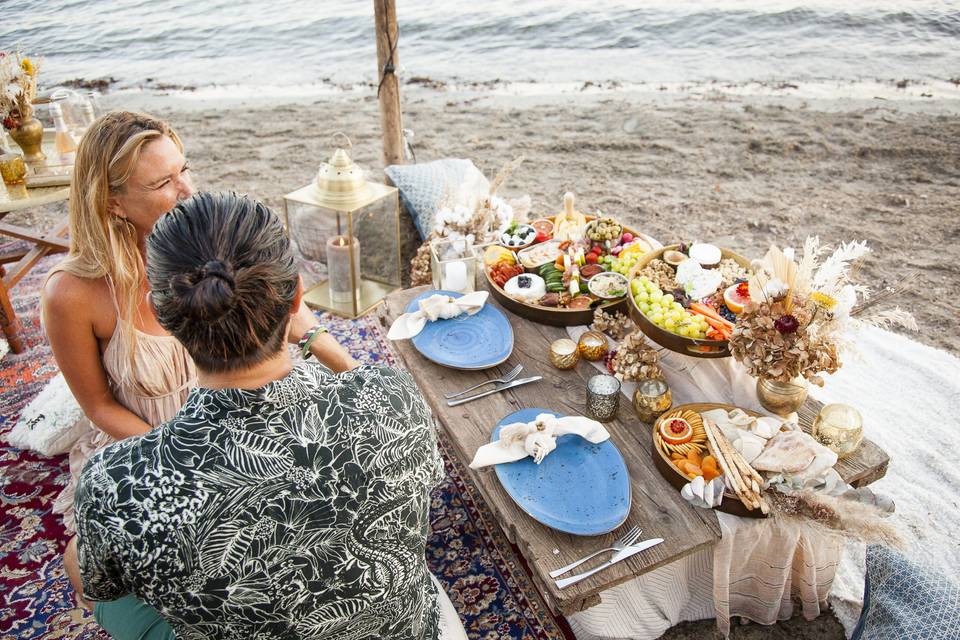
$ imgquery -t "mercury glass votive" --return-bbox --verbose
[586,374,621,422]
[0,153,27,186]
[633,377,673,423]
[549,338,580,370]
[812,403,864,458]
[577,330,609,361]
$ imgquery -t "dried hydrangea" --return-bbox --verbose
[729,297,840,386]
[611,330,662,381]
[591,309,634,341]
[409,240,432,287]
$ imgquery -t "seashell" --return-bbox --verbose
[680,475,725,509]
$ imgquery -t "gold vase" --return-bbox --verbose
[7,117,45,164]
[756,376,808,416]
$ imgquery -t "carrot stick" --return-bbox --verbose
[700,314,731,333]
[690,303,735,329]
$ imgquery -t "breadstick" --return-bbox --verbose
[711,422,765,488]
[714,424,763,510]
[703,418,754,510]
[713,425,765,510]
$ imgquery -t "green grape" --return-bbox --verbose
[639,301,650,313]
[662,294,674,305]
[650,312,664,324]
[664,318,676,330]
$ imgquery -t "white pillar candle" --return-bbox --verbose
[444,261,468,292]
[326,235,361,304]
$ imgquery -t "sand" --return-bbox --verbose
[67,85,956,356]
[7,85,959,638]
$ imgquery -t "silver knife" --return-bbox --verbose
[555,538,664,589]
[446,376,542,407]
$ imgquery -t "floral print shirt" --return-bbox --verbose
[74,363,445,640]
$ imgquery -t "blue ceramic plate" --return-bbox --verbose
[407,290,514,370]
[492,408,631,536]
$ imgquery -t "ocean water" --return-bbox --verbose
[3,0,959,95]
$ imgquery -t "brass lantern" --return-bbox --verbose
[282,135,402,318]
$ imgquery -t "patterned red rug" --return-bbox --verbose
[0,254,572,639]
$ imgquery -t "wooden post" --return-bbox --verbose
[374,0,405,168]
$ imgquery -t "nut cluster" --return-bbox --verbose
[634,259,675,291]
[717,258,751,287]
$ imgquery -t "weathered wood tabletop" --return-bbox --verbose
[380,285,889,615]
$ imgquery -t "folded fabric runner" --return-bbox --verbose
[470,413,609,468]
[387,291,489,340]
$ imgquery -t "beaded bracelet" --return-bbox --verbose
[298,325,328,360]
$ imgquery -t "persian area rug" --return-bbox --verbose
[0,254,571,640]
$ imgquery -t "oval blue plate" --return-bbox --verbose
[407,290,514,370]
[492,408,631,536]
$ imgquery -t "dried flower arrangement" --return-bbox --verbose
[1,51,40,130]
[729,237,916,386]
[767,488,904,549]
[410,156,531,286]
[591,308,634,341]
[609,330,662,381]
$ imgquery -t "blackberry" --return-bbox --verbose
[718,304,736,323]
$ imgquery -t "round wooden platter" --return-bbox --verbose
[485,217,660,327]
[627,244,752,359]
[652,402,767,519]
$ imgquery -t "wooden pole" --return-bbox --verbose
[374,0,404,167]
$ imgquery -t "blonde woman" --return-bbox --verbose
[43,111,357,532]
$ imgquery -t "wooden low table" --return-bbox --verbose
[382,286,889,616]
[0,139,71,352]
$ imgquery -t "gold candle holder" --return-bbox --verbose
[549,338,580,370]
[812,403,863,458]
[577,330,609,361]
[633,377,673,423]
[0,153,27,186]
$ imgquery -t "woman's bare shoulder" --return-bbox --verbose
[43,271,111,318]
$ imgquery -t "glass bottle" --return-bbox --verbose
[50,103,79,162]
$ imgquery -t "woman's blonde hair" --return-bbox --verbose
[49,111,184,374]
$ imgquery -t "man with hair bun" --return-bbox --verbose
[64,192,466,640]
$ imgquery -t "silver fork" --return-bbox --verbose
[548,525,643,578]
[443,364,523,399]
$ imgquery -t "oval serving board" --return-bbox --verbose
[652,402,767,519]
[492,408,631,536]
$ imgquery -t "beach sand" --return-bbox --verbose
[74,86,957,357]
[7,85,959,638]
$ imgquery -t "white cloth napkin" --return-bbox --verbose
[387,291,489,340]
[469,413,610,468]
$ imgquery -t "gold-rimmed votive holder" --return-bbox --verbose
[549,338,580,370]
[577,330,609,361]
[0,153,27,186]
[633,377,673,423]
[812,403,864,458]
[586,374,621,422]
